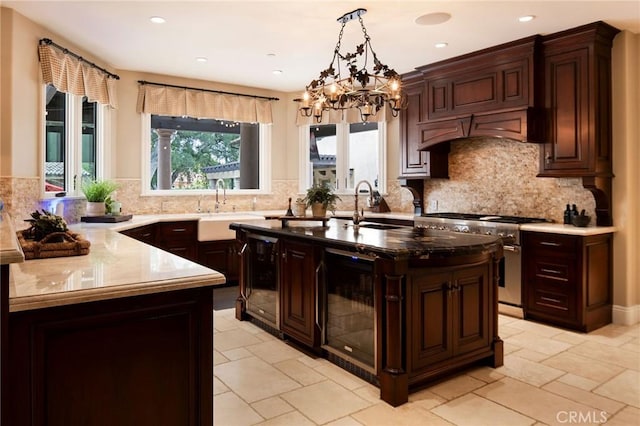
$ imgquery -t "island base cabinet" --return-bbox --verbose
[7,287,213,426]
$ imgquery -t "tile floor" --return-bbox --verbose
[213,308,639,426]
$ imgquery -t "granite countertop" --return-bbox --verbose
[230,218,502,259]
[1,212,25,265]
[9,225,225,312]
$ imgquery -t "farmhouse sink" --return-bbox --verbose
[197,213,265,241]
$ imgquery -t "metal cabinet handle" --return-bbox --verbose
[540,241,561,247]
[239,243,248,255]
[541,296,562,304]
[541,268,562,275]
[172,228,187,233]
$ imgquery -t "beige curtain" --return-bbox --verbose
[136,84,274,124]
[38,44,118,108]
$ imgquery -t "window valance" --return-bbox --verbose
[38,39,119,108]
[136,81,276,124]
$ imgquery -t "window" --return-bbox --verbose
[299,121,386,194]
[44,84,107,194]
[142,115,271,194]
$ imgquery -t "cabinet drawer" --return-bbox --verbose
[158,221,197,241]
[534,261,570,281]
[523,232,577,254]
[532,287,572,314]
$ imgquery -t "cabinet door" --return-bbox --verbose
[157,221,198,261]
[399,83,430,177]
[198,240,232,277]
[541,47,590,173]
[409,271,453,369]
[120,224,157,246]
[452,265,491,356]
[280,240,317,347]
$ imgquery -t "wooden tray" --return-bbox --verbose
[17,230,91,260]
[81,214,133,223]
[279,216,329,227]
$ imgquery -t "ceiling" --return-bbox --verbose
[4,1,640,93]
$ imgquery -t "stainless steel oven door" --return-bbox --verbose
[498,244,522,307]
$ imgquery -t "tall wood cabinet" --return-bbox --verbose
[522,231,612,332]
[538,22,619,226]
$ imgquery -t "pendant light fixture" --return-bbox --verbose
[295,8,407,123]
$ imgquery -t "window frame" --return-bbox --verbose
[41,85,111,198]
[140,113,272,196]
[298,121,387,195]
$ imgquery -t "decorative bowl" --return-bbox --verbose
[571,215,591,227]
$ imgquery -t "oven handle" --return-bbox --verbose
[503,244,520,253]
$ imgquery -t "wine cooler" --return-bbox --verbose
[245,234,279,328]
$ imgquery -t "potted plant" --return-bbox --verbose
[303,183,340,217]
[81,179,119,216]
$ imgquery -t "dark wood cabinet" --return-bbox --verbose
[399,73,449,179]
[8,287,213,426]
[279,240,320,348]
[522,231,612,332]
[156,221,198,261]
[120,223,157,246]
[198,240,240,282]
[538,22,619,225]
[409,264,491,370]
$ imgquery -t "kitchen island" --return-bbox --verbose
[231,218,504,406]
[4,224,225,426]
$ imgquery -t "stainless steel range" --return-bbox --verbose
[414,213,549,312]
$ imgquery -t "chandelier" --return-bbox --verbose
[295,8,407,123]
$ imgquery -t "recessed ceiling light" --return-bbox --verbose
[267,53,276,57]
[150,16,166,24]
[518,15,535,23]
[195,57,208,63]
[415,12,451,26]
[272,70,283,75]
[435,42,448,49]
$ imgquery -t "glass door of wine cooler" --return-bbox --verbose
[245,234,279,327]
[324,249,376,369]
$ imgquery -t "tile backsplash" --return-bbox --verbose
[1,138,595,226]
[422,138,595,223]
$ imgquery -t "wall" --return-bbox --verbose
[1,7,637,320]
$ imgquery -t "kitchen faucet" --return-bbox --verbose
[215,179,226,213]
[353,180,374,227]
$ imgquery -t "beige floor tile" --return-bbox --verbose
[556,373,600,391]
[353,383,384,404]
[511,348,553,362]
[214,391,264,426]
[246,339,305,364]
[274,358,326,386]
[215,328,264,351]
[251,396,295,419]
[352,401,454,426]
[214,376,229,395]
[542,351,625,383]
[498,354,565,387]
[222,347,253,361]
[214,315,239,332]
[499,315,519,326]
[621,337,640,353]
[427,374,486,400]
[475,377,605,425]
[408,387,447,410]
[498,324,526,338]
[431,393,535,426]
[504,341,524,355]
[465,366,505,384]
[214,349,229,365]
[297,354,328,369]
[551,331,587,345]
[216,357,301,403]
[594,369,640,407]
[507,319,565,338]
[604,405,640,426]
[313,363,371,391]
[542,380,625,414]
[281,381,371,424]
[569,341,640,370]
[255,410,316,426]
[583,327,636,347]
[325,416,365,426]
[506,331,572,355]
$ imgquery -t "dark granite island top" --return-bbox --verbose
[229,218,503,260]
[230,217,504,407]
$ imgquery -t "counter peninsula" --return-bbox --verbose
[5,223,225,426]
[231,218,504,406]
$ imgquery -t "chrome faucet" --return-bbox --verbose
[215,179,226,213]
[353,180,374,227]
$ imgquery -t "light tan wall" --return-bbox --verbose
[612,31,640,310]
